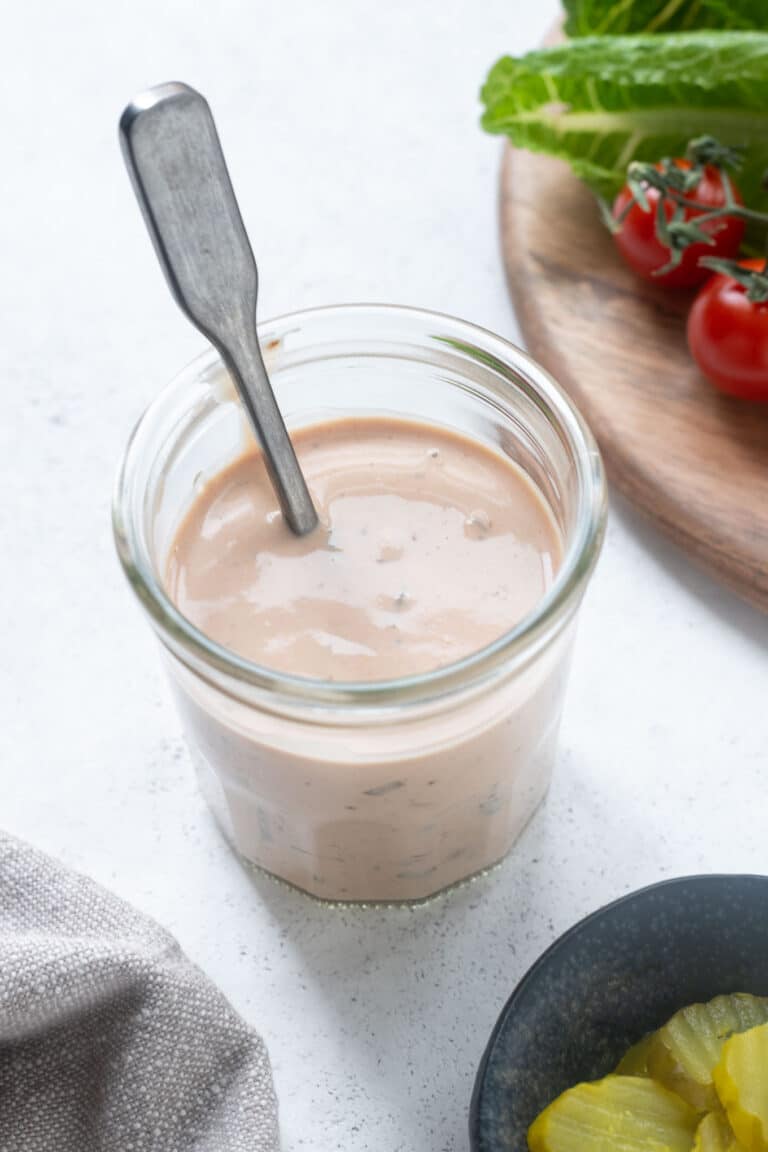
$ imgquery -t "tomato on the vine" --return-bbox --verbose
[612,161,744,288]
[687,259,768,402]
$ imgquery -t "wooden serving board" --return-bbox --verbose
[500,145,768,611]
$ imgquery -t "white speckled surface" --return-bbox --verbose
[1,2,767,1149]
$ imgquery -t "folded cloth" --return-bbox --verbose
[0,832,279,1151]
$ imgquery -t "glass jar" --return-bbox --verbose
[113,305,606,903]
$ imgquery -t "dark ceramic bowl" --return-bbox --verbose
[470,874,768,1152]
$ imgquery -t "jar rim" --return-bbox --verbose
[113,303,606,709]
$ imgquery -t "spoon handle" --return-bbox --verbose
[119,82,318,536]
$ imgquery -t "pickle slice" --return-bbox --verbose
[713,1021,768,1151]
[648,994,768,1111]
[693,1111,743,1152]
[616,1033,655,1077]
[527,1074,699,1152]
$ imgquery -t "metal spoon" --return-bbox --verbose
[119,82,318,536]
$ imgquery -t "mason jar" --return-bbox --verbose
[113,305,606,902]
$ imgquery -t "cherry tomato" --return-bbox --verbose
[613,161,744,288]
[687,258,768,402]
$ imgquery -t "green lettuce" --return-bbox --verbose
[564,0,767,36]
[698,0,768,30]
[481,32,768,202]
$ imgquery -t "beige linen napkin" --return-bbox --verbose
[0,832,279,1151]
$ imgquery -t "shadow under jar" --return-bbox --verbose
[114,305,606,903]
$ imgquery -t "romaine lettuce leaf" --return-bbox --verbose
[481,32,768,203]
[564,0,766,36]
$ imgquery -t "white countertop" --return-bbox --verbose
[2,2,767,1148]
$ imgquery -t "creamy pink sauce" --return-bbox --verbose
[166,417,561,681]
[164,416,569,901]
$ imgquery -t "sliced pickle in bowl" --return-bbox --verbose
[714,1021,768,1152]
[527,1074,699,1152]
[616,1032,655,1077]
[648,994,768,1111]
[694,1111,745,1152]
